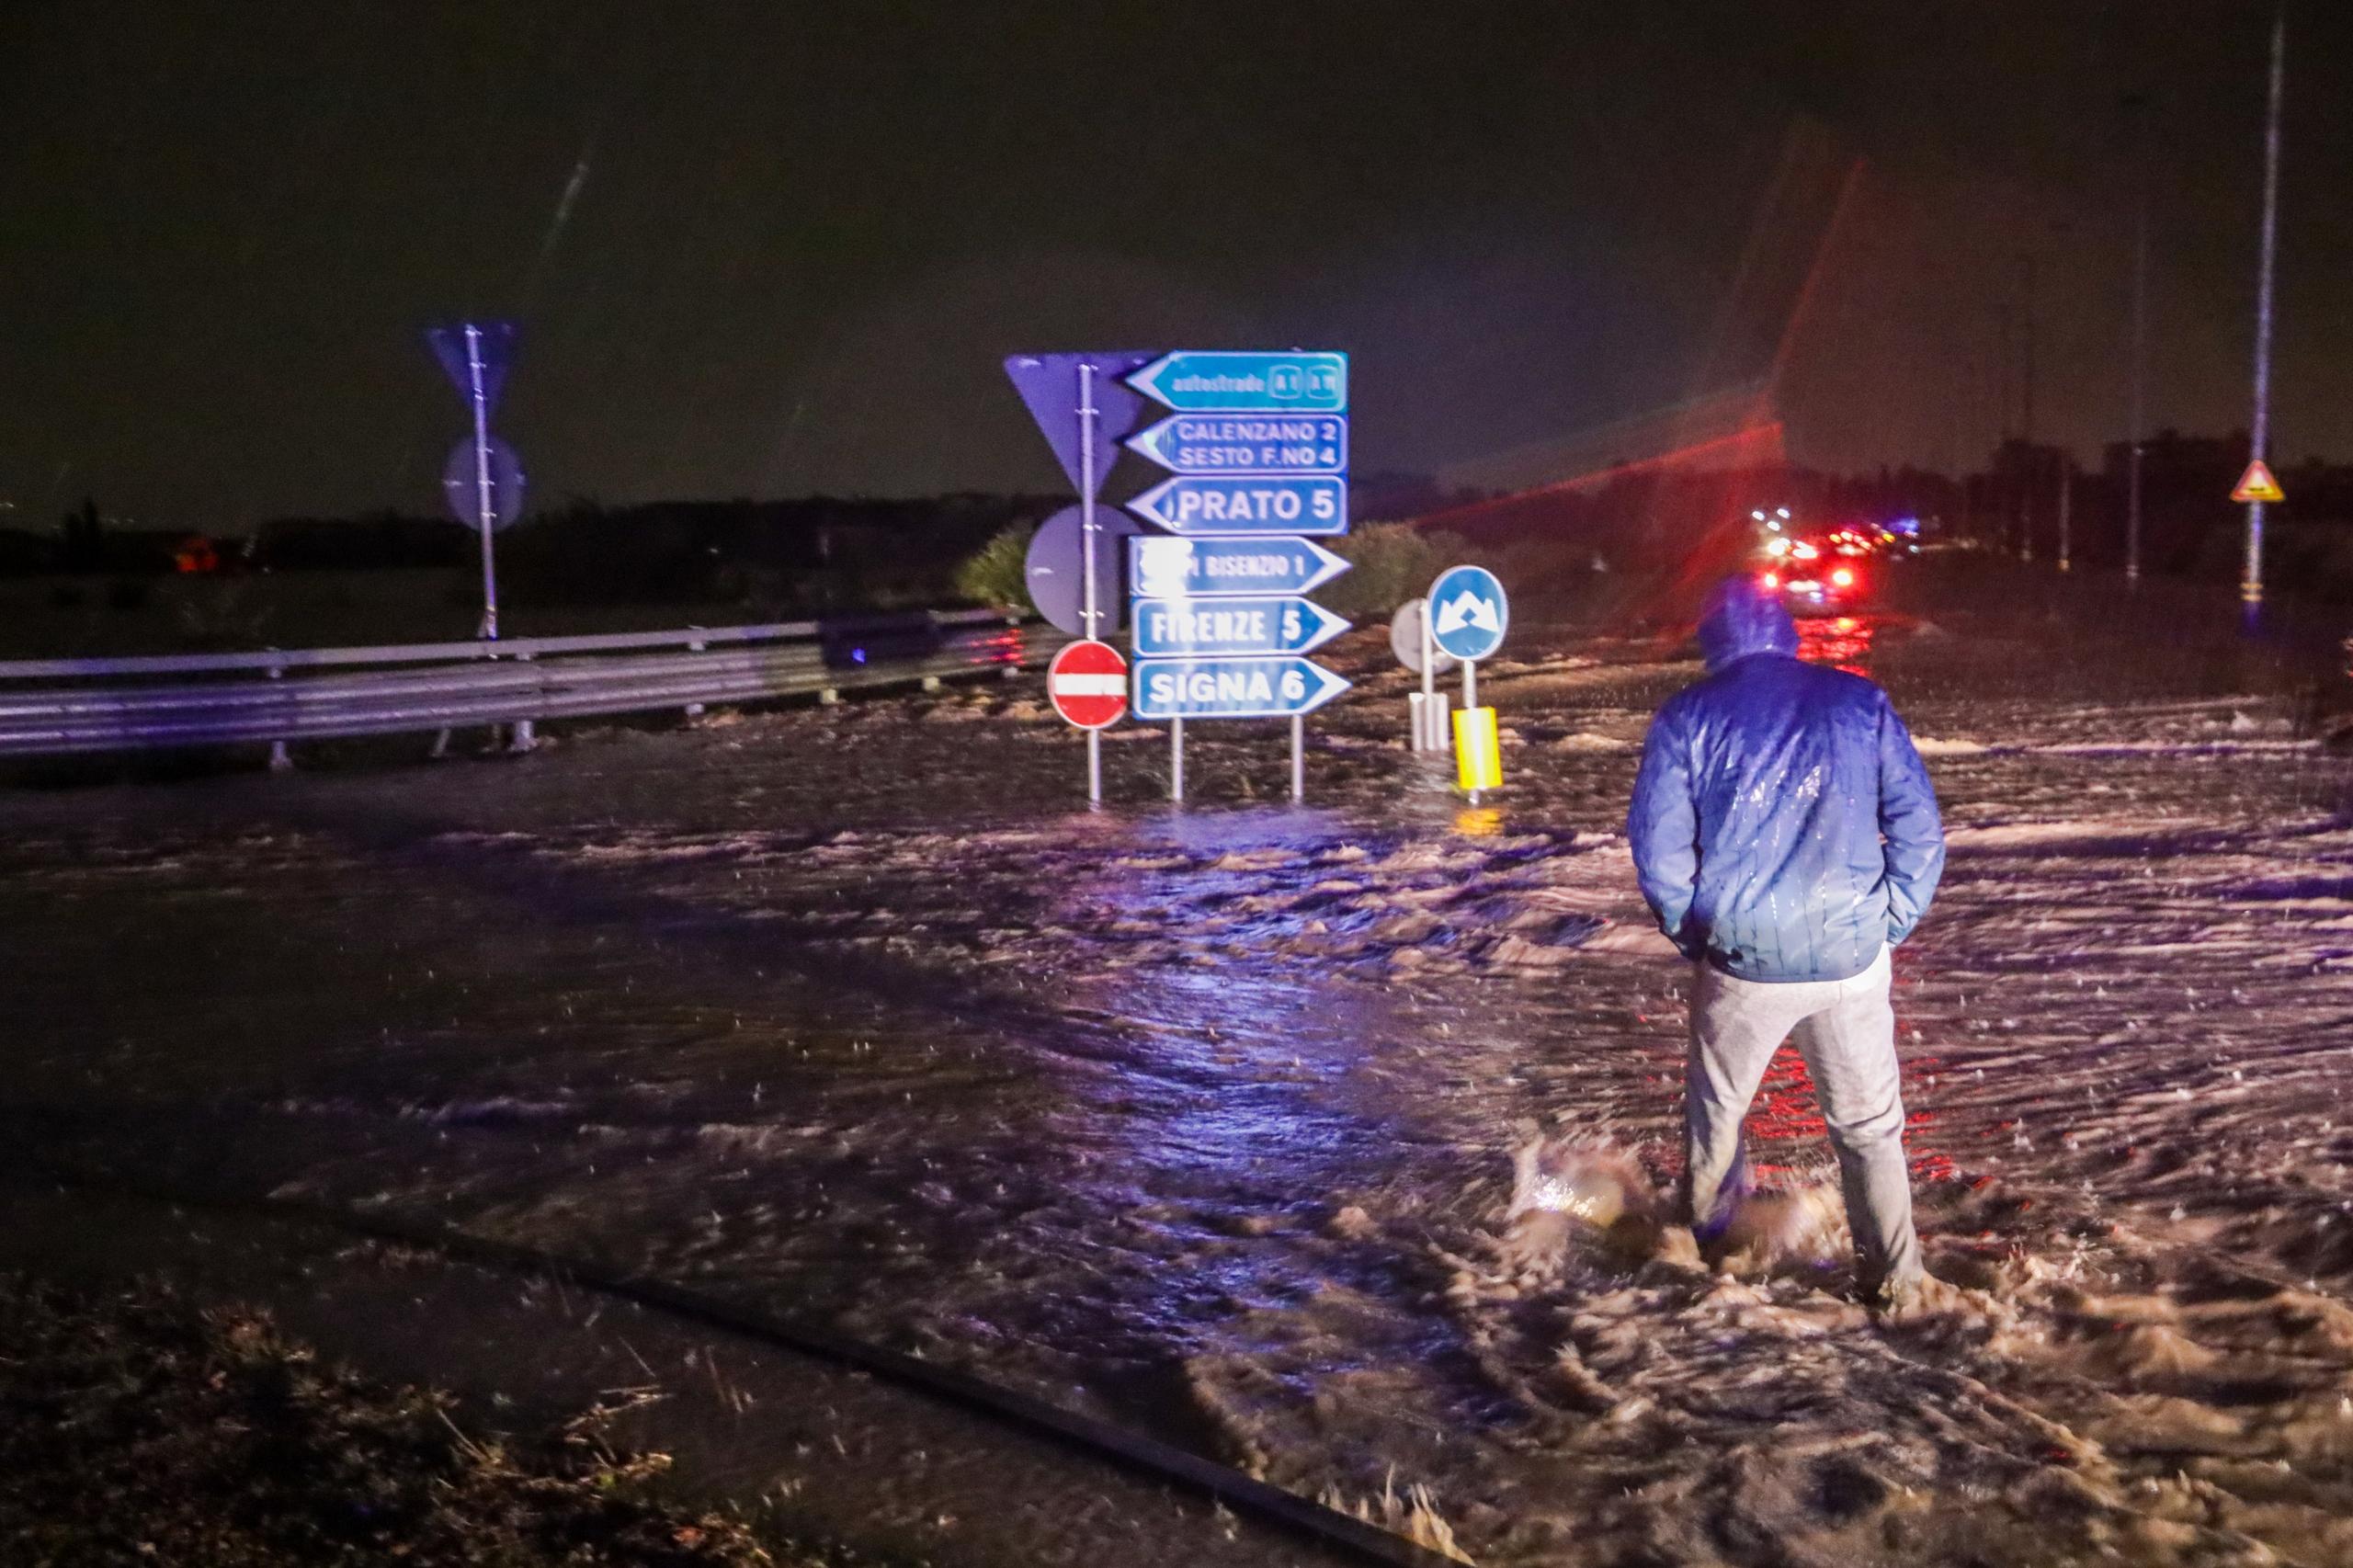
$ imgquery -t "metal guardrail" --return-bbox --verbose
[0,609,1060,758]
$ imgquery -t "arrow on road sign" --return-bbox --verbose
[1127,474,1347,535]
[1132,595,1349,658]
[1131,655,1350,721]
[1127,350,1347,413]
[1427,564,1509,662]
[1126,413,1347,476]
[2232,459,2285,504]
[1128,535,1350,599]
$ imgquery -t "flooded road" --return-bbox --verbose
[6,571,2353,1564]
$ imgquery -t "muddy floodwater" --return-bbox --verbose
[6,572,2353,1565]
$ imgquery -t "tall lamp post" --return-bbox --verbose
[2121,92,2152,586]
[2242,5,2286,624]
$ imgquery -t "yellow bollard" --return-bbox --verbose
[1454,705,1502,792]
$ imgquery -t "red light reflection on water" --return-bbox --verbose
[1727,1041,1947,1184]
[1797,614,1874,676]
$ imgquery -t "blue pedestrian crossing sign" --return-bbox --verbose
[1427,565,1507,662]
[1128,351,1347,413]
[1132,595,1348,658]
[1131,655,1350,721]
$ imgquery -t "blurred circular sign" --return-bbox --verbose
[1024,505,1140,638]
[1389,597,1457,676]
[442,437,527,533]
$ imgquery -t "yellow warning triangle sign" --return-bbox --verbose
[2232,459,2285,504]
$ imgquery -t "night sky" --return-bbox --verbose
[6,2,2350,528]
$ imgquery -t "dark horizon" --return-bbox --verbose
[6,2,2352,530]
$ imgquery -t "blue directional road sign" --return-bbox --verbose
[1132,595,1348,658]
[1128,351,1347,413]
[1127,475,1347,536]
[1131,656,1350,721]
[1129,534,1350,599]
[1428,565,1509,662]
[1127,414,1346,476]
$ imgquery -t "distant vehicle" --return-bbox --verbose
[1755,559,1868,617]
[1742,509,1892,614]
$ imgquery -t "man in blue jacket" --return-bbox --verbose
[1628,577,1946,1309]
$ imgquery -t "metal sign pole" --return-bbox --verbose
[1171,716,1185,802]
[1078,360,1102,805]
[1462,654,1476,715]
[1419,598,1436,749]
[1290,714,1303,802]
[466,324,498,641]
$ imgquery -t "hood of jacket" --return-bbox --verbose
[1698,577,1800,671]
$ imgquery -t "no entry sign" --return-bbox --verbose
[1047,639,1130,730]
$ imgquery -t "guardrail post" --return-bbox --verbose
[685,636,707,718]
[508,651,537,754]
[266,661,293,773]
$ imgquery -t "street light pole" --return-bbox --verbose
[2123,92,2152,586]
[2242,5,2285,623]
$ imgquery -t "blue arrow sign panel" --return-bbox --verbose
[1129,534,1350,599]
[1127,474,1347,536]
[1132,595,1348,658]
[1128,350,1347,413]
[1131,656,1350,721]
[1127,414,1346,476]
[1428,564,1509,662]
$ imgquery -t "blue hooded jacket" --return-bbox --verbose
[1626,580,1945,982]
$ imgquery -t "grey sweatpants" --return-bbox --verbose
[1684,945,1922,1298]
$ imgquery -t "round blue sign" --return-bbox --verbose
[1427,565,1508,662]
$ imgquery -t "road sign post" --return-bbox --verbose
[1006,351,1155,801]
[426,322,529,751]
[1427,565,1509,797]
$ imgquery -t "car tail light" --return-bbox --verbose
[1832,567,1855,587]
[1760,572,1779,590]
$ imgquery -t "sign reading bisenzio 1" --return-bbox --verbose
[1130,535,1349,599]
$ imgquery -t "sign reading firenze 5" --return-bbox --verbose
[1131,595,1348,657]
